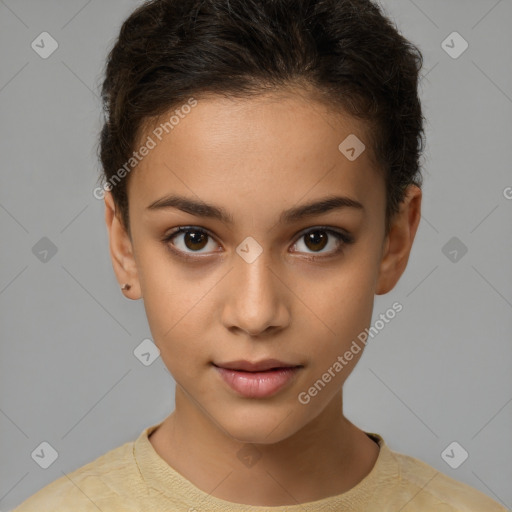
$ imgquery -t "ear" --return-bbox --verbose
[375,185,422,295]
[104,191,142,299]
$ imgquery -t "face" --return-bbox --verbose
[105,89,420,444]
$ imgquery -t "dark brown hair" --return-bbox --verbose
[98,0,425,236]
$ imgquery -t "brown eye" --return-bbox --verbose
[291,227,353,257]
[182,230,208,251]
[304,231,329,252]
[163,227,218,255]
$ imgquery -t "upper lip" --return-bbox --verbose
[213,359,302,372]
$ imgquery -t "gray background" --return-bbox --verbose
[1,0,511,510]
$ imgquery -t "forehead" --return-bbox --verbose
[128,91,384,221]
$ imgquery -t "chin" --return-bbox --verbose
[215,405,305,445]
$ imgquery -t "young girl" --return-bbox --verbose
[13,0,506,510]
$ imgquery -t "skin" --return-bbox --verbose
[104,88,421,506]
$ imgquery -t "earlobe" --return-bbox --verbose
[104,191,142,299]
[375,185,422,295]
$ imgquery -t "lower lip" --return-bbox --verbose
[214,365,301,398]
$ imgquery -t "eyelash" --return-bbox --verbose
[161,226,354,262]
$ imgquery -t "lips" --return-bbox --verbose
[212,359,303,398]
[213,359,300,372]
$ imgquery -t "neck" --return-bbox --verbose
[149,388,379,507]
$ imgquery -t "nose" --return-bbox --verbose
[221,247,290,338]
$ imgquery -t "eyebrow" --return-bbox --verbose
[146,194,364,224]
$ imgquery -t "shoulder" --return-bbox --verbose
[12,440,143,512]
[387,446,508,511]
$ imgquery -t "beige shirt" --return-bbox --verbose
[13,422,507,511]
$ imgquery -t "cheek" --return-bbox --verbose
[301,252,379,394]
[136,243,196,326]
[137,260,215,377]
[297,343,363,418]
[159,339,199,383]
[317,260,378,339]
[135,249,196,359]
[148,309,210,389]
